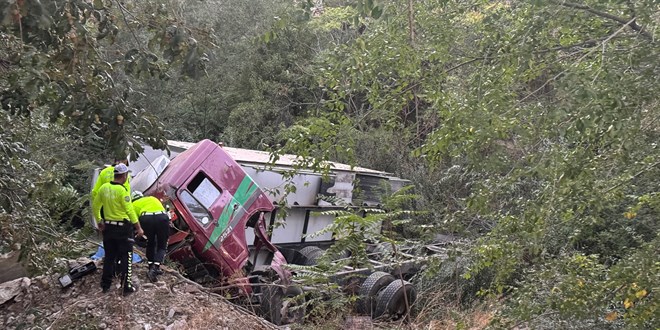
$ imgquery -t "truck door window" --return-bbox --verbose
[180,172,222,227]
[187,172,221,209]
[180,191,213,227]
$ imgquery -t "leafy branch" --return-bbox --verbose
[551,0,652,39]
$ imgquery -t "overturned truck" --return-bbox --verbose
[119,139,444,324]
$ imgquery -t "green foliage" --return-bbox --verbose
[493,238,659,329]
[129,0,327,149]
[288,187,422,323]
[307,6,356,31]
[0,0,211,275]
[0,0,210,158]
[269,0,659,327]
[0,112,94,273]
[1,0,658,327]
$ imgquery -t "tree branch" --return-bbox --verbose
[15,1,23,44]
[408,0,416,45]
[114,0,142,49]
[444,57,485,73]
[533,36,623,54]
[162,267,279,329]
[518,17,637,103]
[552,1,652,39]
[603,161,660,194]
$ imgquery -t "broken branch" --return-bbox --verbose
[162,268,279,329]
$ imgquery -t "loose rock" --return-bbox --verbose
[0,277,30,304]
[166,319,187,330]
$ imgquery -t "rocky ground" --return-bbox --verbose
[0,258,278,330]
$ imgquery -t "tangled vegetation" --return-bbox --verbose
[1,0,658,328]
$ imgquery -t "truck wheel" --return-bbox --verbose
[373,279,416,319]
[299,246,324,265]
[260,284,305,325]
[357,271,395,314]
[334,249,351,260]
[281,285,305,324]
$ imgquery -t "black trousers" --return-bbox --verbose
[139,213,170,264]
[101,223,134,291]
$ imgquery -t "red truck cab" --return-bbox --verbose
[144,139,290,294]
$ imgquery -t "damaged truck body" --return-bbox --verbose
[98,139,437,324]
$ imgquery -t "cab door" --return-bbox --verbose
[177,171,249,271]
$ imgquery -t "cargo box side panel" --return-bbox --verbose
[242,166,323,206]
[304,213,334,242]
[270,209,308,244]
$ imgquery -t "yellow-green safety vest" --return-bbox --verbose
[133,196,166,216]
[93,182,138,224]
[91,165,131,207]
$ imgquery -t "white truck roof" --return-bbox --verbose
[166,140,394,177]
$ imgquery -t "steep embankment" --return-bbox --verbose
[0,258,277,330]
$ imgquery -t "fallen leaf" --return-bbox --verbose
[624,298,633,309]
[605,311,618,322]
[635,289,647,299]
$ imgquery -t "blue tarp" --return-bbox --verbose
[90,246,142,263]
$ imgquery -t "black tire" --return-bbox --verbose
[299,246,324,265]
[282,285,304,324]
[334,249,351,260]
[260,284,305,325]
[357,271,395,314]
[373,279,416,319]
[260,285,283,325]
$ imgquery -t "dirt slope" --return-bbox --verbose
[0,259,277,330]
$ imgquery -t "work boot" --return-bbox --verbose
[123,286,137,296]
[147,264,158,283]
[154,264,163,275]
